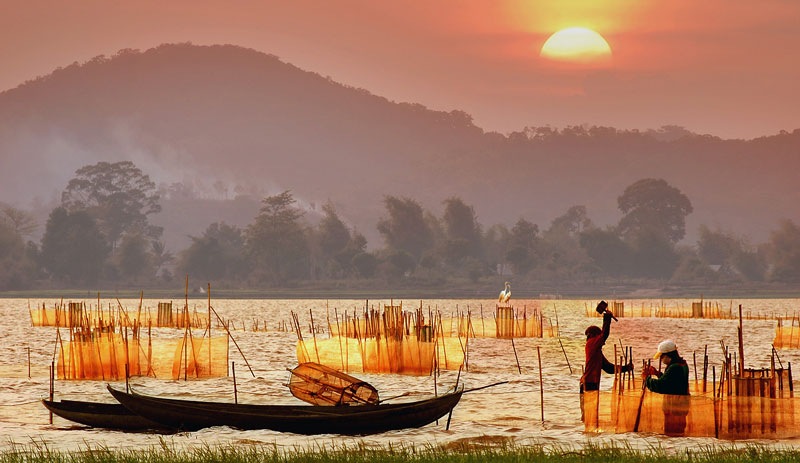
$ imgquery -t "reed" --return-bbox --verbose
[2,442,800,463]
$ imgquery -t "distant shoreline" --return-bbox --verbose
[3,286,799,300]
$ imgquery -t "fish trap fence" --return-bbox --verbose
[584,301,782,320]
[30,301,210,329]
[55,328,228,380]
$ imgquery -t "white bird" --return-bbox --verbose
[498,282,511,303]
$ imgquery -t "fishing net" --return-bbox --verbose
[584,389,800,439]
[297,335,464,376]
[288,362,379,405]
[585,365,799,439]
[56,329,228,380]
[773,322,800,349]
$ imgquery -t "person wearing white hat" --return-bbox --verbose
[642,339,690,435]
[642,340,689,395]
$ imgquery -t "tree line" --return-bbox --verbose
[2,160,800,291]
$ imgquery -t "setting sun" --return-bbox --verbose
[540,27,612,63]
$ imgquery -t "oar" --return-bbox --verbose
[446,365,464,430]
[633,360,650,432]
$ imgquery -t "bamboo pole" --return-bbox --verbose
[309,309,321,364]
[738,304,744,376]
[510,336,521,374]
[614,344,618,392]
[49,362,54,424]
[537,346,544,421]
[207,283,212,375]
[232,362,238,404]
[713,365,719,439]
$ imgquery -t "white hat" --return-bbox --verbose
[653,339,677,359]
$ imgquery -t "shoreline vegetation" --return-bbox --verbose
[5,161,800,303]
[2,442,800,463]
[3,282,800,300]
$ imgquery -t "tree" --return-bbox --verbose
[384,250,417,278]
[629,228,680,279]
[442,197,482,260]
[351,252,378,278]
[670,256,718,284]
[511,218,539,250]
[767,219,800,282]
[151,240,174,277]
[1,205,38,239]
[376,196,433,259]
[318,204,350,256]
[40,207,110,284]
[579,228,632,277]
[179,222,245,281]
[0,220,38,289]
[547,205,593,238]
[503,218,540,274]
[246,191,310,284]
[61,161,162,248]
[116,233,153,282]
[484,224,511,275]
[697,225,738,265]
[542,206,594,278]
[505,245,533,275]
[731,247,766,282]
[617,178,693,243]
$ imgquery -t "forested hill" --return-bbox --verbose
[1,43,798,249]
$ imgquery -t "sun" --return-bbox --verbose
[540,27,612,64]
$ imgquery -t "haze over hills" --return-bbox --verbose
[1,43,798,252]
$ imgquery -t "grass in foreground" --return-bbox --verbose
[2,441,800,463]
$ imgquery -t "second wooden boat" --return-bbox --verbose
[42,399,172,431]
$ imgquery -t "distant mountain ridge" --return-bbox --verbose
[1,43,797,251]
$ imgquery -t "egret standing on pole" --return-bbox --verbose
[498,282,511,304]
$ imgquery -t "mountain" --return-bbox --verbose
[1,43,798,251]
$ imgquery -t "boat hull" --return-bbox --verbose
[108,386,461,434]
[42,399,172,431]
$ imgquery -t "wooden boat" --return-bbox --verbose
[42,399,172,431]
[108,385,462,434]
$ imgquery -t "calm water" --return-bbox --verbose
[1,297,800,451]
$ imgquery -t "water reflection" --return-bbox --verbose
[1,297,799,450]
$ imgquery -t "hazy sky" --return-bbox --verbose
[2,0,799,138]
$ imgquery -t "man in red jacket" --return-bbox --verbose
[580,301,632,420]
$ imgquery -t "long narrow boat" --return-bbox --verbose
[42,399,172,431]
[108,385,462,434]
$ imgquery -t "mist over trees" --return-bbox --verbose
[1,45,798,294]
[3,159,800,295]
[3,43,800,259]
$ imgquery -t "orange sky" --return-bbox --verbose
[2,0,798,138]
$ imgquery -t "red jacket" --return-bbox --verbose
[581,313,612,385]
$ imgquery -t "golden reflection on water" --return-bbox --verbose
[1,297,800,451]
